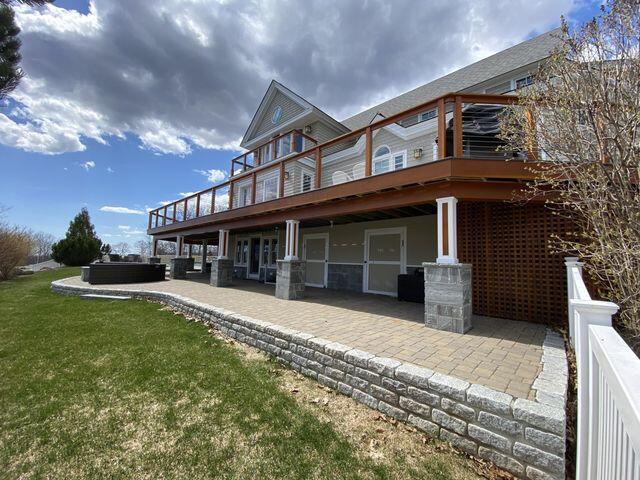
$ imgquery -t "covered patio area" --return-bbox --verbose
[60,273,547,399]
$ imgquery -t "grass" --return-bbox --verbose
[0,268,485,479]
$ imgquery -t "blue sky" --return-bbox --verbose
[0,0,602,247]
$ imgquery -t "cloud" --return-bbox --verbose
[179,191,198,198]
[99,205,146,214]
[106,166,114,173]
[1,0,578,156]
[117,225,130,230]
[80,160,95,170]
[158,200,172,206]
[194,168,227,183]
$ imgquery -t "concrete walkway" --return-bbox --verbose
[60,274,547,399]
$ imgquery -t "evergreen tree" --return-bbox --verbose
[0,1,52,99]
[51,208,103,266]
[0,4,23,99]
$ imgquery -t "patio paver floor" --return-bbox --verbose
[61,274,547,399]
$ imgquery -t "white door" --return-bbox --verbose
[303,233,328,287]
[364,227,406,296]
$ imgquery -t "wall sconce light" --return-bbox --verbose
[284,171,290,180]
[413,148,423,159]
[304,125,312,134]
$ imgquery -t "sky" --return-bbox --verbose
[0,0,602,247]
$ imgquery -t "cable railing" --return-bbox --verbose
[148,92,524,230]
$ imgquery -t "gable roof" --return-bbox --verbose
[240,80,348,148]
[341,28,563,130]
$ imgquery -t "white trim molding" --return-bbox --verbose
[284,220,300,260]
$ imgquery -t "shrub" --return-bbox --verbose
[0,225,32,280]
[51,208,103,266]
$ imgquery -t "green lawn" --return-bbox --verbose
[0,268,483,479]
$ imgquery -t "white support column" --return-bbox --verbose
[217,229,229,259]
[284,220,300,260]
[436,196,458,264]
[201,240,208,273]
[175,235,183,258]
[565,256,583,345]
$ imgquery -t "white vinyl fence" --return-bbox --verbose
[566,257,640,479]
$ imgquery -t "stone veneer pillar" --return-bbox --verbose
[423,262,472,333]
[170,257,190,279]
[275,259,306,300]
[210,258,233,287]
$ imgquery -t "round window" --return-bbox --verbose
[271,106,283,124]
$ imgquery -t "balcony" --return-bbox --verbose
[148,93,536,234]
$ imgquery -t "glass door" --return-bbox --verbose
[248,237,261,279]
[364,227,406,296]
[303,234,328,287]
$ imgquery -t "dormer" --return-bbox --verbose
[240,80,349,151]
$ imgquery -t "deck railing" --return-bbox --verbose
[566,257,640,479]
[148,92,525,230]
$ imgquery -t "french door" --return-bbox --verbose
[303,233,329,287]
[363,227,406,296]
[248,237,261,279]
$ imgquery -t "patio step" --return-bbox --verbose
[80,294,132,301]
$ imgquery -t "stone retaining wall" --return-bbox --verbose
[52,279,567,480]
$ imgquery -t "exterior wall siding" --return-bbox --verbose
[252,90,305,140]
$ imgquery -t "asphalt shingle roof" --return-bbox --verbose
[341,28,563,130]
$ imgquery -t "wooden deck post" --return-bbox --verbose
[251,171,257,205]
[453,96,463,158]
[279,162,285,198]
[210,187,216,214]
[364,126,372,176]
[195,194,201,217]
[437,98,447,159]
[314,147,321,189]
[172,203,177,223]
[201,240,208,272]
[183,198,188,221]
[163,206,167,226]
[148,212,153,230]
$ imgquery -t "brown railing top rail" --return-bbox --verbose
[148,92,518,217]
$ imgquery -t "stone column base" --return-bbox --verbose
[210,258,233,287]
[148,257,161,264]
[170,257,190,279]
[81,266,90,282]
[423,262,472,334]
[276,260,306,300]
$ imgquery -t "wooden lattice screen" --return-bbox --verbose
[457,201,575,325]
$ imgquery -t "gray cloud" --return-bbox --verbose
[1,0,577,155]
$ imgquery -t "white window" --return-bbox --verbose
[373,146,406,175]
[260,176,278,202]
[301,169,314,193]
[238,185,251,207]
[235,238,249,265]
[515,75,534,89]
[262,237,279,267]
[277,135,291,158]
[261,143,272,163]
[393,151,406,170]
[420,109,437,122]
[373,145,391,174]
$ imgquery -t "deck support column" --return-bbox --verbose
[200,240,208,273]
[210,230,232,287]
[436,197,458,264]
[277,220,305,300]
[424,197,472,334]
[149,238,160,264]
[175,236,184,258]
